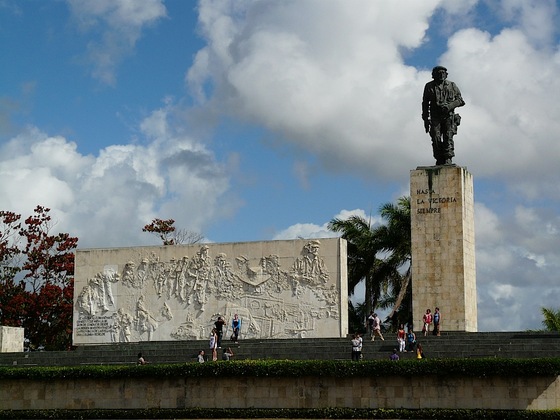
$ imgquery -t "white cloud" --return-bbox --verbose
[188,0,449,178]
[188,0,560,189]
[475,202,560,330]
[273,223,337,241]
[498,0,558,46]
[442,27,560,186]
[272,208,376,240]
[0,108,230,248]
[66,0,167,85]
[183,1,560,331]
[4,0,559,333]
[473,203,501,245]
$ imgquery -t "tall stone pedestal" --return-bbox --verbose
[410,165,477,332]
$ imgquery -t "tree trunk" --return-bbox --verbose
[387,268,411,322]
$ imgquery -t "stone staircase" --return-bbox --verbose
[1,331,559,367]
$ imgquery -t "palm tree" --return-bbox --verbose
[541,307,560,332]
[328,214,381,317]
[375,197,412,326]
[328,196,412,329]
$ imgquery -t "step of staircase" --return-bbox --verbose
[1,331,560,366]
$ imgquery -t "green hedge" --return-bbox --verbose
[1,407,560,419]
[2,358,560,380]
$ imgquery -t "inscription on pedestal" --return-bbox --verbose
[415,189,458,214]
[410,166,477,332]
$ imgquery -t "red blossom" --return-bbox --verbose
[0,205,77,350]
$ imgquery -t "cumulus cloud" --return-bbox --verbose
[187,0,560,188]
[0,107,230,248]
[66,0,167,85]
[188,0,441,178]
[273,208,375,240]
[183,0,560,330]
[475,202,560,330]
[498,0,558,46]
[3,0,559,332]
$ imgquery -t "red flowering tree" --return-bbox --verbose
[142,218,177,245]
[143,218,204,245]
[0,206,77,350]
[20,206,77,293]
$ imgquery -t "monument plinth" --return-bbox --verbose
[0,326,24,352]
[410,165,477,332]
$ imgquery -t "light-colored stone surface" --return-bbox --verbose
[410,166,477,332]
[73,238,348,345]
[0,326,24,352]
[2,374,559,410]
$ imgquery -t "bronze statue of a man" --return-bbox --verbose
[422,66,465,165]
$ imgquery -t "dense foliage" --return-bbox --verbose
[3,358,560,380]
[0,206,77,350]
[542,307,560,332]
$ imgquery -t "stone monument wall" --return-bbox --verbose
[0,326,24,353]
[410,165,477,332]
[73,238,347,345]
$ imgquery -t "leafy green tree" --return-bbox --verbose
[329,197,412,330]
[541,307,560,332]
[348,300,367,334]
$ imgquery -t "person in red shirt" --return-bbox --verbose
[422,309,432,336]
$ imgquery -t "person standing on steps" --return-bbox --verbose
[422,309,432,336]
[371,313,384,341]
[406,326,417,352]
[231,313,242,344]
[214,316,225,348]
[397,324,406,352]
[209,328,218,361]
[351,333,361,361]
[433,307,441,336]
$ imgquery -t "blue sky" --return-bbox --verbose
[1,0,560,331]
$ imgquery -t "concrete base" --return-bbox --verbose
[410,165,477,332]
[2,373,559,410]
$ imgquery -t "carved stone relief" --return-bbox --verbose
[73,238,347,344]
